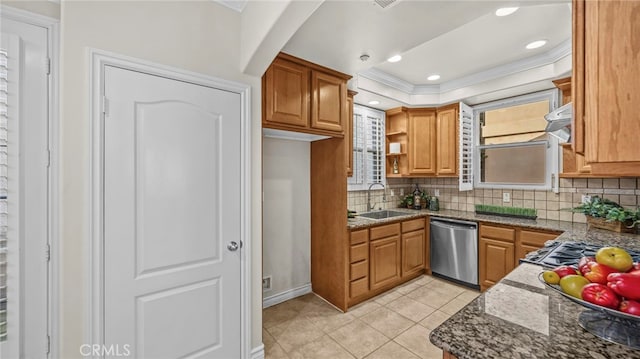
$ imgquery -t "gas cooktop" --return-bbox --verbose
[521,241,640,268]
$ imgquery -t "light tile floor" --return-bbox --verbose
[263,275,480,359]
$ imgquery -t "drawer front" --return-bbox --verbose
[350,277,369,298]
[350,243,368,263]
[402,218,425,233]
[350,260,368,281]
[370,223,401,240]
[480,224,515,243]
[519,229,560,247]
[350,229,368,245]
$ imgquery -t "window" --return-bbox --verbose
[468,90,559,190]
[348,105,385,190]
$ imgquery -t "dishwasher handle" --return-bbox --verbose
[431,219,477,230]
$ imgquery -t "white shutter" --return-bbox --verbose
[366,115,384,184]
[459,102,473,191]
[0,48,7,342]
[348,113,365,185]
[348,105,386,190]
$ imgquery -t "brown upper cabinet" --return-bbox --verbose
[385,104,458,177]
[554,77,595,177]
[263,53,351,137]
[436,104,459,176]
[572,0,640,176]
[408,108,437,175]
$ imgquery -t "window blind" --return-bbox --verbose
[348,105,386,190]
[350,113,365,185]
[0,48,8,342]
[459,102,473,191]
[366,115,384,184]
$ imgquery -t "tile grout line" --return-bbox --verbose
[262,275,478,358]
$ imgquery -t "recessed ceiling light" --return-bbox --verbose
[387,55,402,63]
[368,100,380,105]
[495,7,519,16]
[526,40,547,49]
[427,74,441,81]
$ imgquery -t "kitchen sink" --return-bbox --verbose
[358,210,409,220]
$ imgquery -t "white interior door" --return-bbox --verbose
[103,65,241,359]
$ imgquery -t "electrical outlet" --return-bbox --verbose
[434,189,440,196]
[503,193,511,203]
[581,195,591,204]
[390,189,395,196]
[262,276,272,291]
[400,188,404,196]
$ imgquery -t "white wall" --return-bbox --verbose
[240,0,323,75]
[2,0,60,19]
[58,1,263,357]
[262,137,311,303]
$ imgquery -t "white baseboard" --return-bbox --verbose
[263,283,312,308]
[250,344,265,359]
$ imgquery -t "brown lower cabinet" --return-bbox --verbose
[479,222,561,291]
[370,234,401,291]
[348,217,428,308]
[402,219,427,277]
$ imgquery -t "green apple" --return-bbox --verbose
[595,247,633,272]
[559,275,590,299]
[542,270,561,284]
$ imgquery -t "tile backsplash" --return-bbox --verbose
[347,178,640,223]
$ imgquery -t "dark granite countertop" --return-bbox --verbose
[429,262,640,359]
[420,213,640,358]
[348,208,588,234]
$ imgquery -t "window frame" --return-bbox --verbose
[472,89,560,191]
[348,104,386,191]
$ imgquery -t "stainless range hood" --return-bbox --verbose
[544,102,572,142]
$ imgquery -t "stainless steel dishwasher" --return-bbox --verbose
[430,218,479,289]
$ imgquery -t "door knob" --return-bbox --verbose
[227,241,239,251]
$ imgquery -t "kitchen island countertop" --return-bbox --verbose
[428,227,640,358]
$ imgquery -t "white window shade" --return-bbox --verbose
[0,48,7,342]
[366,115,384,184]
[350,112,365,185]
[459,102,473,191]
[348,105,385,190]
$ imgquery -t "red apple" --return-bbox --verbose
[553,265,578,278]
[619,299,640,316]
[627,262,640,276]
[578,256,595,276]
[581,283,620,309]
[583,262,619,284]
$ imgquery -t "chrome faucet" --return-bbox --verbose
[367,183,386,212]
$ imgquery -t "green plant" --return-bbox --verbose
[572,196,639,227]
[406,196,414,206]
[400,194,416,208]
[475,204,537,218]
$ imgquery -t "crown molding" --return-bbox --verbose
[358,39,571,98]
[440,39,571,93]
[358,68,418,94]
[214,0,247,13]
